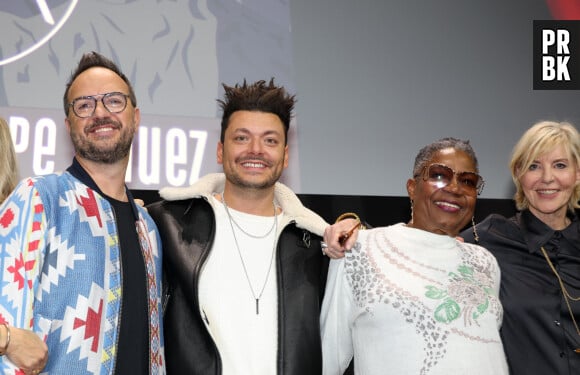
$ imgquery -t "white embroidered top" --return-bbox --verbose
[321,223,509,375]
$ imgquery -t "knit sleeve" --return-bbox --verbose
[0,179,47,371]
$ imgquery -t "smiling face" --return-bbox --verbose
[217,110,289,192]
[407,148,478,237]
[519,145,580,226]
[65,66,139,164]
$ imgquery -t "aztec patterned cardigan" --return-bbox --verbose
[0,167,165,374]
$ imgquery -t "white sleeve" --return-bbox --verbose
[320,257,355,375]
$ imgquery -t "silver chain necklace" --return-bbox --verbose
[223,198,278,315]
[224,197,277,239]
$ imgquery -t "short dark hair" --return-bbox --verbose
[217,79,296,143]
[63,51,137,116]
[412,137,479,177]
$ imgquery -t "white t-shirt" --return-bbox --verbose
[199,197,281,375]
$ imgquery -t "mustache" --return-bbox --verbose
[85,118,122,133]
[237,156,272,167]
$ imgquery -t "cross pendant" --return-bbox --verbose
[256,298,259,315]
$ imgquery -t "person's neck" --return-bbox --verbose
[530,208,570,231]
[76,156,129,202]
[221,186,276,216]
[405,221,458,238]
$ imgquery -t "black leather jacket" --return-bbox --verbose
[148,176,329,375]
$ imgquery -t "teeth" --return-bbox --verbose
[537,189,558,194]
[242,162,265,168]
[94,127,114,133]
[436,201,460,209]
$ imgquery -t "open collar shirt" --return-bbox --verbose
[463,209,580,375]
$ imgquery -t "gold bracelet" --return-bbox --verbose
[0,324,10,356]
[335,212,360,223]
[334,212,366,229]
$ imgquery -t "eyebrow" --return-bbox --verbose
[432,163,478,174]
[232,128,282,137]
[531,158,570,163]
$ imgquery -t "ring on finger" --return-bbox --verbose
[320,242,328,255]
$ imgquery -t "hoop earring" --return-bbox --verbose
[472,216,479,243]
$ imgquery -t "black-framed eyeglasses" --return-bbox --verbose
[68,92,130,118]
[416,163,485,195]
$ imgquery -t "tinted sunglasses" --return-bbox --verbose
[416,163,485,195]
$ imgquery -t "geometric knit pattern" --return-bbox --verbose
[0,172,165,374]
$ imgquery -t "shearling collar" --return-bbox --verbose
[159,173,328,236]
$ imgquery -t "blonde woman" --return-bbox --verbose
[462,121,580,375]
[0,117,18,204]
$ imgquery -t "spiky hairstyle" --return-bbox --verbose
[217,79,295,144]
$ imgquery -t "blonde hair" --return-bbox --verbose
[509,121,580,211]
[0,117,18,204]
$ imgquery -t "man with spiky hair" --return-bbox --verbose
[149,79,329,375]
[0,51,165,374]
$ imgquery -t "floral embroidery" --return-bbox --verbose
[343,226,503,374]
[425,264,494,326]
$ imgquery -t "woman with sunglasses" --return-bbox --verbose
[320,137,508,374]
[461,121,580,375]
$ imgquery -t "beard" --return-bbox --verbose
[226,172,279,190]
[224,157,284,191]
[71,119,135,164]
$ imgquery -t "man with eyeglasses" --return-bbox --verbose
[0,51,165,374]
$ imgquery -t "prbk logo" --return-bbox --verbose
[534,20,580,89]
